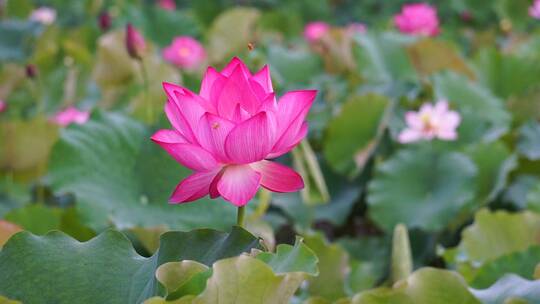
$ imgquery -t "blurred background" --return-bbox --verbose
[2,0,540,302]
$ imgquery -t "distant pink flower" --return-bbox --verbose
[162,36,206,70]
[0,100,6,113]
[152,57,316,206]
[125,23,146,60]
[98,11,112,31]
[398,100,460,143]
[347,22,367,34]
[304,21,330,43]
[29,7,56,25]
[158,0,176,10]
[530,0,540,19]
[394,3,439,37]
[51,107,90,127]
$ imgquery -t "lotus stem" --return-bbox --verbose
[236,206,245,228]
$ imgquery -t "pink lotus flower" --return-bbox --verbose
[530,0,540,19]
[347,22,367,34]
[398,100,460,143]
[394,3,439,37]
[0,100,6,113]
[125,24,146,60]
[152,57,316,206]
[158,0,176,11]
[51,107,90,127]
[304,21,330,43]
[29,7,56,25]
[162,36,206,70]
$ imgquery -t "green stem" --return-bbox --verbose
[236,206,245,228]
[138,59,152,124]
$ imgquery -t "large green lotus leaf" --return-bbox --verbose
[406,38,474,79]
[155,261,210,298]
[447,209,540,281]
[149,239,318,303]
[207,7,260,63]
[339,236,389,293]
[474,48,540,99]
[48,111,236,231]
[271,159,362,229]
[517,121,540,161]
[2,204,95,242]
[456,209,540,265]
[503,175,540,209]
[267,45,322,86]
[367,146,477,232]
[433,72,511,144]
[470,275,540,304]
[0,20,42,62]
[0,227,259,303]
[195,255,309,304]
[256,238,319,275]
[304,233,350,300]
[5,0,32,18]
[0,117,58,172]
[4,204,62,235]
[470,246,540,289]
[0,230,147,303]
[139,7,201,47]
[464,142,516,204]
[323,94,389,177]
[257,10,302,38]
[352,268,480,304]
[508,89,540,124]
[0,180,29,218]
[353,32,417,85]
[346,261,380,295]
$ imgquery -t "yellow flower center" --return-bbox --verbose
[211,122,220,129]
[420,114,435,132]
[420,113,430,124]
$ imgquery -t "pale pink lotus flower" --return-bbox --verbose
[530,0,540,19]
[158,0,176,10]
[0,100,6,113]
[347,22,367,34]
[162,36,206,70]
[394,3,440,37]
[398,100,460,144]
[152,57,316,206]
[51,107,90,127]
[29,7,56,25]
[304,21,330,43]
